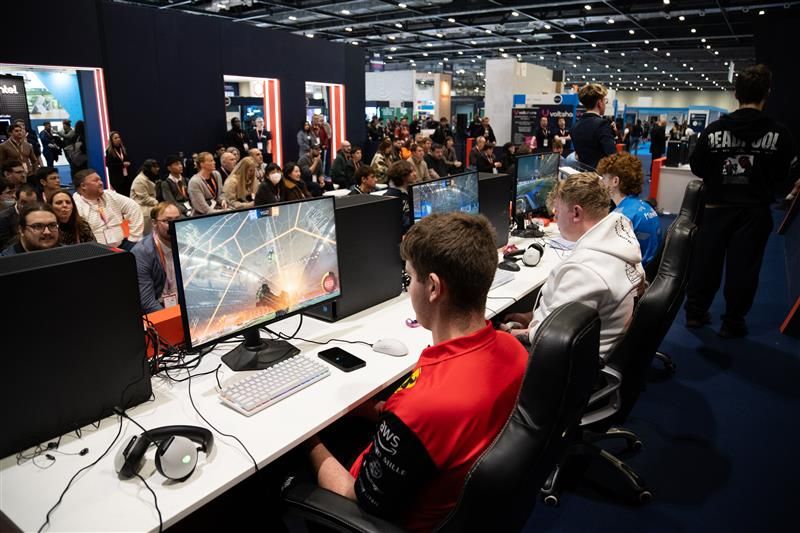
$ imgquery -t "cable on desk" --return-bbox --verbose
[261,314,373,348]
[37,416,124,533]
[186,366,259,474]
[135,473,163,533]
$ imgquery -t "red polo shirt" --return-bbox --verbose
[349,322,527,531]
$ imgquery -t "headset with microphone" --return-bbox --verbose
[503,242,545,267]
[114,425,213,482]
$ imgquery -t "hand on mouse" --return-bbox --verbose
[504,311,532,325]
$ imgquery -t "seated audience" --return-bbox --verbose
[188,152,226,214]
[159,154,190,216]
[48,189,95,245]
[475,142,500,173]
[0,184,38,248]
[331,140,354,189]
[2,159,27,190]
[385,160,418,234]
[370,138,393,184]
[132,202,182,314]
[298,145,323,196]
[1,203,60,256]
[409,143,431,182]
[442,136,462,173]
[0,176,14,207]
[506,172,645,359]
[282,161,311,201]
[500,142,516,173]
[73,169,144,250]
[254,163,285,206]
[596,153,662,267]
[349,166,377,195]
[37,167,62,202]
[222,156,258,209]
[248,148,266,182]
[469,136,485,169]
[425,143,449,180]
[305,212,526,531]
[218,151,237,182]
[130,159,161,225]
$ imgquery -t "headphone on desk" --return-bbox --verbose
[504,243,545,267]
[114,425,214,482]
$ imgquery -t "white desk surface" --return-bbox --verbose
[0,232,561,532]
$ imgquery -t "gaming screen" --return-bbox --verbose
[410,171,480,222]
[171,197,340,347]
[515,153,560,215]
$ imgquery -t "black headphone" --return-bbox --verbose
[504,243,545,267]
[114,425,213,482]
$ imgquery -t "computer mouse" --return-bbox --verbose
[497,260,521,272]
[372,338,409,357]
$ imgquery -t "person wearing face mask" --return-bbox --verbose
[0,203,61,256]
[48,189,95,245]
[255,163,285,206]
[0,176,16,209]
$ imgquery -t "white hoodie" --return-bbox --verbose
[529,212,645,360]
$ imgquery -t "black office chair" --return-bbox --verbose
[647,179,704,374]
[542,220,698,505]
[282,302,601,532]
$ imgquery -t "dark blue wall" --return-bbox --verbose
[1,0,366,173]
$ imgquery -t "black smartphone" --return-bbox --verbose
[318,347,366,372]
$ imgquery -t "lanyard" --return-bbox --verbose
[8,139,24,160]
[153,234,168,271]
[204,175,218,197]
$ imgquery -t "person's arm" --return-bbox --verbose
[132,244,163,314]
[598,122,618,156]
[131,178,158,207]
[188,178,210,215]
[689,128,712,181]
[118,193,144,242]
[330,155,346,183]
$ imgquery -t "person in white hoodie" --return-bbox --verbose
[506,172,645,360]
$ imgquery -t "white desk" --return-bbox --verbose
[657,165,700,214]
[0,234,559,532]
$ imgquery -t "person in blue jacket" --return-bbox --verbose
[596,152,662,267]
[131,201,182,314]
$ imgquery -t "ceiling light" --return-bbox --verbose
[714,50,719,55]
[471,59,476,63]
[620,52,625,56]
[288,15,297,21]
[663,0,670,5]
[653,47,658,51]
[539,55,545,60]
[485,29,492,34]
[470,40,477,45]
[387,55,393,59]
[351,41,358,45]
[679,15,685,21]
[426,43,433,47]
[389,35,396,40]
[345,27,353,32]
[517,54,522,58]
[683,63,687,67]
[512,11,520,17]
[499,48,505,52]
[759,10,765,15]
[607,18,615,24]
[341,9,350,15]
[570,34,577,39]
[591,43,597,47]
[423,52,428,56]
[644,63,648,67]
[629,29,635,35]
[586,68,591,72]
[706,45,711,49]
[395,23,403,28]
[605,64,609,68]
[604,49,609,53]
[477,55,482,58]
[556,51,562,55]
[666,52,671,56]
[516,38,523,43]
[644,39,650,44]
[398,3,407,8]
[701,38,706,42]
[576,55,581,59]
[438,62,443,65]
[448,17,456,23]
[573,63,577,67]
[306,33,314,38]
[436,33,444,38]
[585,4,592,10]
[458,51,463,55]
[389,46,397,51]
[690,66,694,70]
[691,28,697,33]
[544,24,551,29]
[502,53,509,58]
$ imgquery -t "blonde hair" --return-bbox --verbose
[578,83,608,109]
[228,156,257,201]
[548,172,610,220]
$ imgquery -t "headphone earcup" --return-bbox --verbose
[155,436,199,482]
[115,435,148,479]
[522,243,544,267]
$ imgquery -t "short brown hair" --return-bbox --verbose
[400,212,497,314]
[19,202,56,227]
[354,166,375,186]
[578,83,608,109]
[548,172,610,220]
[72,168,98,189]
[595,153,643,196]
[387,160,415,187]
[735,64,771,104]
[150,201,181,220]
[552,138,564,150]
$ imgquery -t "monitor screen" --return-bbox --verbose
[515,153,561,215]
[409,171,480,223]
[171,197,341,348]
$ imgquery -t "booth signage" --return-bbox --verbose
[0,75,31,131]
[511,105,576,145]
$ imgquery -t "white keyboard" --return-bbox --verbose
[220,355,330,416]
[491,269,515,290]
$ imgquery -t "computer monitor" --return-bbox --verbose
[514,152,561,217]
[170,196,341,371]
[408,170,480,223]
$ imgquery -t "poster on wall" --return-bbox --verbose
[511,105,576,146]
[0,75,31,135]
[689,113,707,134]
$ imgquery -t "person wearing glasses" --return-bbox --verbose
[571,83,617,169]
[131,202,182,314]
[0,184,38,249]
[1,203,60,256]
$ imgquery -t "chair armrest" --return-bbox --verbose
[580,367,623,426]
[283,482,406,533]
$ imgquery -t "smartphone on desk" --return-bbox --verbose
[318,347,366,372]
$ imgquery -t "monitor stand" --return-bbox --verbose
[511,214,545,238]
[221,326,300,371]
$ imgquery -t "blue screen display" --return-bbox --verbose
[410,171,480,222]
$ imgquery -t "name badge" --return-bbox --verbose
[243,142,250,151]
[257,142,264,150]
[163,293,178,308]
[543,139,549,147]
[103,225,124,245]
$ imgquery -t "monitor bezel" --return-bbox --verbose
[407,170,480,224]
[513,152,561,213]
[169,195,342,351]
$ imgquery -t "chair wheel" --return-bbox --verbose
[544,494,559,507]
[638,490,653,504]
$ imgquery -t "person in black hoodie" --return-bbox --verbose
[570,83,616,169]
[685,64,800,338]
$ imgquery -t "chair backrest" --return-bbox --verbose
[607,219,697,422]
[645,179,704,282]
[436,303,600,533]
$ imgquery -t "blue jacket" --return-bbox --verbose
[131,234,166,314]
[614,195,662,267]
[571,112,617,170]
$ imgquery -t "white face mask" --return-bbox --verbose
[268,173,282,185]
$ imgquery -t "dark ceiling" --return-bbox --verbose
[114,1,796,95]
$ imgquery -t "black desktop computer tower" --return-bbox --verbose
[0,244,152,458]
[306,194,403,322]
[479,172,513,248]
[666,140,684,167]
